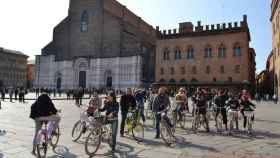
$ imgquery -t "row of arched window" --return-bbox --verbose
[163,44,241,60]
[160,65,241,75]
[159,77,233,83]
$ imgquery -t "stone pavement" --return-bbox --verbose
[0,94,280,158]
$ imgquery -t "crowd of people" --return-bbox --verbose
[1,87,28,102]
[27,85,259,155]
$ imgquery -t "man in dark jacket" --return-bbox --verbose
[119,88,136,137]
[30,93,61,155]
[152,87,172,138]
[214,90,229,130]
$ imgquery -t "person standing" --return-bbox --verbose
[119,88,136,137]
[174,88,187,121]
[214,90,228,131]
[273,94,278,104]
[8,88,13,102]
[14,88,18,100]
[1,88,5,101]
[152,87,172,139]
[99,91,119,152]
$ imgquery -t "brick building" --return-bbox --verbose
[0,47,28,88]
[27,60,35,88]
[155,15,256,92]
[271,0,280,97]
[35,0,156,90]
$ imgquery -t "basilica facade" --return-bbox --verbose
[35,0,156,90]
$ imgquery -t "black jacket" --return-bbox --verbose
[120,94,136,113]
[30,94,58,119]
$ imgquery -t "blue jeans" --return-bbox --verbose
[137,102,146,122]
[155,113,172,137]
[110,120,118,149]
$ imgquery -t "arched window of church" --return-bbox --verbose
[81,10,89,32]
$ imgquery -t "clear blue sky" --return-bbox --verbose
[0,0,271,73]
[118,0,272,73]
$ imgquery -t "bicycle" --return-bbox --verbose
[125,109,144,142]
[158,111,176,146]
[191,106,208,132]
[72,108,99,142]
[84,116,113,156]
[172,107,186,129]
[35,120,60,158]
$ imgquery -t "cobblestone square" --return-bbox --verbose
[0,94,280,158]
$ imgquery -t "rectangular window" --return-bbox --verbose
[170,67,175,75]
[206,66,211,74]
[160,68,164,75]
[204,48,212,58]
[181,67,185,74]
[220,66,225,74]
[192,66,197,74]
[235,65,240,73]
[218,48,226,58]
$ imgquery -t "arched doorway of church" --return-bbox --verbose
[56,78,61,90]
[79,71,86,88]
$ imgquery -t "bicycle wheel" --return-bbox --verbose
[160,121,173,146]
[85,129,102,156]
[172,111,177,128]
[71,120,85,142]
[36,132,48,158]
[50,127,60,148]
[132,123,144,142]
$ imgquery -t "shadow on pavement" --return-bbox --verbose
[47,145,77,158]
[91,142,143,158]
[253,130,280,139]
[255,118,280,124]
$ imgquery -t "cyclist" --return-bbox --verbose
[29,93,61,155]
[87,91,102,117]
[214,89,228,131]
[240,90,255,129]
[174,88,187,121]
[99,91,119,152]
[152,87,172,139]
[193,88,210,132]
[120,88,137,137]
[227,94,240,130]
[134,88,146,124]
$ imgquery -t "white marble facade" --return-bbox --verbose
[34,55,143,90]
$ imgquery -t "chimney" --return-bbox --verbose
[195,21,203,32]
[243,15,247,23]
[179,22,194,33]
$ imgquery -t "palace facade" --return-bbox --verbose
[155,15,256,92]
